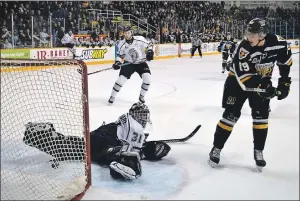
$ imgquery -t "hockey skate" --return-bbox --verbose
[108,96,115,105]
[222,68,225,73]
[254,149,266,172]
[139,95,145,103]
[208,146,221,168]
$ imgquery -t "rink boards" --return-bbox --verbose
[1,39,299,69]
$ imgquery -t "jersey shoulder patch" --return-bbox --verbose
[116,114,128,125]
[117,39,126,49]
[238,42,250,60]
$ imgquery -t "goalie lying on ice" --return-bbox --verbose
[22,102,171,180]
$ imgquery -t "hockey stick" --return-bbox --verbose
[77,59,148,75]
[232,66,283,95]
[292,51,299,55]
[77,62,132,75]
[158,125,201,143]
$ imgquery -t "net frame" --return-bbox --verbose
[0,59,91,200]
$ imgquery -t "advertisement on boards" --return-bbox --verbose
[1,49,30,59]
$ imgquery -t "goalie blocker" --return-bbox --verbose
[23,103,170,180]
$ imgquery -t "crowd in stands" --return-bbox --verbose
[1,1,299,49]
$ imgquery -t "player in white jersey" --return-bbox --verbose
[108,26,154,105]
[61,29,76,58]
[22,102,171,180]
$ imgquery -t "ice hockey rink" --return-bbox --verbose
[82,50,299,200]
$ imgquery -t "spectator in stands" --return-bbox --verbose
[1,1,299,48]
[174,28,181,43]
[24,29,32,46]
[56,27,65,47]
[39,28,50,47]
[90,28,99,42]
[1,27,11,43]
[18,30,27,47]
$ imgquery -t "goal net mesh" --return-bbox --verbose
[0,59,90,200]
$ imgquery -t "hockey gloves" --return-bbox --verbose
[140,141,171,161]
[112,61,122,70]
[257,79,277,99]
[146,49,154,61]
[226,60,232,71]
[277,77,291,100]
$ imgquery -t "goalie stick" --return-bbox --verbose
[49,125,201,168]
[158,125,201,143]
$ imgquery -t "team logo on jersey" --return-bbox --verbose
[255,62,274,76]
[225,44,231,49]
[128,48,139,61]
[239,47,249,59]
[261,53,267,59]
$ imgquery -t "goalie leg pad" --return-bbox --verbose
[109,161,137,180]
[141,141,171,161]
[109,151,142,180]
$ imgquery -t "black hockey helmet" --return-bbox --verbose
[246,18,267,36]
[124,26,133,32]
[129,102,150,128]
[123,25,133,41]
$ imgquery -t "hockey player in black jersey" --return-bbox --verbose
[218,32,237,73]
[208,18,293,171]
[22,103,170,180]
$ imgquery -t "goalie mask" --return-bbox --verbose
[129,102,150,129]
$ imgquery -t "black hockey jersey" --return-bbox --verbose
[229,34,293,88]
[218,37,236,53]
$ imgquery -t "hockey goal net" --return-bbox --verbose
[0,59,91,200]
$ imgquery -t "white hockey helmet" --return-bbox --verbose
[129,102,150,128]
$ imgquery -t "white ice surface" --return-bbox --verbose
[83,52,299,200]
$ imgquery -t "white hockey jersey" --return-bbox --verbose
[115,113,146,150]
[116,36,153,64]
[61,33,75,44]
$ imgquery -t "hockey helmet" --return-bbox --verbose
[124,26,133,40]
[246,18,267,37]
[129,102,150,128]
[124,26,133,32]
